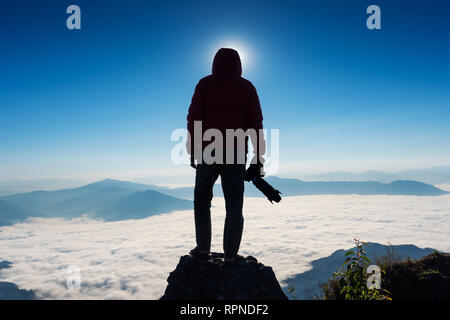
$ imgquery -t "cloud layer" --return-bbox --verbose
[1,194,449,299]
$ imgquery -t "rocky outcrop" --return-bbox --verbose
[160,253,288,300]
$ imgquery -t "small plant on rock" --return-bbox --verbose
[325,239,391,300]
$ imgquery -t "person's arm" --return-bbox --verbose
[247,85,265,165]
[186,82,203,168]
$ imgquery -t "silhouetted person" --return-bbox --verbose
[187,48,265,262]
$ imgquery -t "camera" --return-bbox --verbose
[245,164,282,203]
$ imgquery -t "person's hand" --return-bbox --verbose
[245,163,264,181]
[190,155,198,169]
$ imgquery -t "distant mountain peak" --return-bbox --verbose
[88,178,127,186]
[81,179,152,191]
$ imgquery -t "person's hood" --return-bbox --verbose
[212,48,242,77]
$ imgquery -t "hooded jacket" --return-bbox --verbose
[187,48,264,163]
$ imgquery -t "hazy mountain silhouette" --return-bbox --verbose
[154,177,448,199]
[283,243,437,300]
[51,186,145,218]
[299,166,450,185]
[97,190,192,221]
[1,166,448,196]
[0,200,45,226]
[0,179,154,213]
[0,178,447,226]
[0,179,191,225]
[260,177,449,196]
[0,179,85,196]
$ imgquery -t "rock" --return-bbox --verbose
[160,252,288,300]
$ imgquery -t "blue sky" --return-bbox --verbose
[1,0,449,181]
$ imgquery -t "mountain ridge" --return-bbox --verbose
[0,179,192,226]
[297,166,450,184]
[0,177,447,226]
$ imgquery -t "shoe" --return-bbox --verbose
[223,254,245,264]
[189,247,210,259]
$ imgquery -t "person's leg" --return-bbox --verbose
[194,164,219,254]
[220,164,246,260]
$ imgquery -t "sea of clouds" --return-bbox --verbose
[1,194,449,299]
